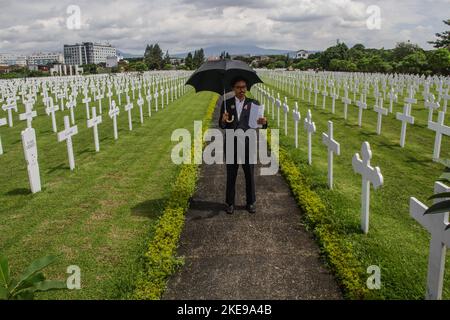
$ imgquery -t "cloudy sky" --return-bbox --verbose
[0,0,448,55]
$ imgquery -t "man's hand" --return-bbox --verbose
[222,111,230,123]
[257,117,267,125]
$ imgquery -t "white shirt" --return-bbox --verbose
[235,96,245,121]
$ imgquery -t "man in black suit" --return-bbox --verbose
[219,77,268,214]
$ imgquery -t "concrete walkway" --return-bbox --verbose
[163,108,342,300]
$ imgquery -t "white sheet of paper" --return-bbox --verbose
[249,103,265,129]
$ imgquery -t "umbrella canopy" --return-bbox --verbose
[186,59,263,94]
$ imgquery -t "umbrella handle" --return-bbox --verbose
[225,115,234,123]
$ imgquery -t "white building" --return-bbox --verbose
[106,56,118,68]
[295,50,310,59]
[0,54,27,67]
[27,53,64,65]
[64,42,117,65]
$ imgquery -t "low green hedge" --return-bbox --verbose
[133,96,217,300]
[269,130,369,299]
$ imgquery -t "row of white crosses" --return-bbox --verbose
[258,70,450,161]
[0,71,193,194]
[261,70,449,120]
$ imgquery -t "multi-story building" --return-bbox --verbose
[0,54,27,67]
[27,53,64,65]
[64,42,117,65]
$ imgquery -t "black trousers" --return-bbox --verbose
[226,163,256,206]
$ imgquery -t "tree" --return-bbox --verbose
[164,50,171,66]
[144,43,164,70]
[396,51,428,74]
[329,59,357,72]
[134,62,148,72]
[392,42,422,61]
[193,48,205,68]
[348,44,366,62]
[429,19,450,49]
[318,42,349,70]
[220,51,231,60]
[427,48,450,75]
[185,52,193,70]
[275,60,286,69]
[81,63,98,74]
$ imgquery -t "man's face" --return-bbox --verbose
[233,80,247,100]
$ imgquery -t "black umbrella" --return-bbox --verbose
[186,59,263,122]
[186,59,263,94]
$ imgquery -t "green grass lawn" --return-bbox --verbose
[258,75,450,299]
[0,88,214,299]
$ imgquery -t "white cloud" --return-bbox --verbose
[0,0,447,55]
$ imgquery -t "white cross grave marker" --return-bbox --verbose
[109,100,120,140]
[125,96,134,131]
[322,121,340,189]
[292,102,301,148]
[374,98,388,135]
[137,95,144,124]
[440,88,449,114]
[57,116,78,171]
[165,87,169,106]
[428,111,450,161]
[87,107,102,152]
[58,92,65,111]
[19,101,37,128]
[425,94,440,123]
[352,142,383,234]
[410,182,450,300]
[356,97,367,127]
[96,92,104,114]
[21,127,41,193]
[82,94,91,119]
[66,97,76,125]
[283,97,289,135]
[341,91,351,120]
[331,87,339,114]
[396,103,415,148]
[304,109,316,165]
[2,98,18,127]
[404,86,417,107]
[146,91,152,117]
[322,88,328,109]
[154,91,159,112]
[275,93,281,128]
[45,97,59,133]
[388,89,398,113]
[0,117,7,155]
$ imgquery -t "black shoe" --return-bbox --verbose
[246,203,256,214]
[226,204,234,215]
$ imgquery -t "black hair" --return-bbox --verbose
[231,76,248,88]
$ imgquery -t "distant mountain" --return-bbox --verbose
[117,50,143,59]
[172,45,301,58]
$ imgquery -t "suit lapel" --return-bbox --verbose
[226,97,251,126]
[241,98,252,120]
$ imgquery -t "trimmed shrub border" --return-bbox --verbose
[133,96,218,299]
